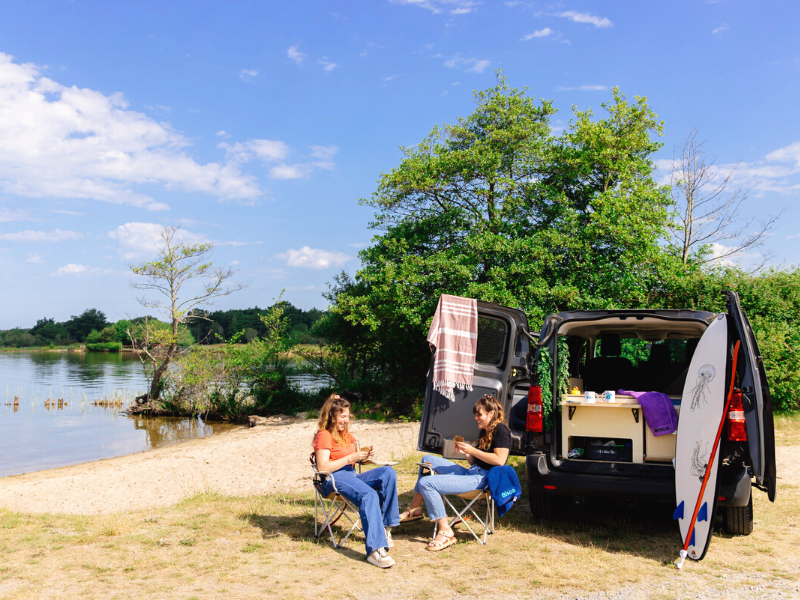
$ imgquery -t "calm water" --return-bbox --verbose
[0,351,239,477]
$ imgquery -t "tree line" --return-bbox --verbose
[0,304,325,349]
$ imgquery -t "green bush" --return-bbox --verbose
[85,342,122,352]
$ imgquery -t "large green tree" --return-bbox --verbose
[331,75,676,410]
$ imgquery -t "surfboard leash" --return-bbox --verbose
[676,339,741,570]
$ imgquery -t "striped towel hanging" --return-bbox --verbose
[426,294,478,402]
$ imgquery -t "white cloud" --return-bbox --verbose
[278,246,352,269]
[0,207,32,222]
[216,130,231,138]
[656,140,800,195]
[310,145,338,167]
[712,23,729,34]
[269,164,309,180]
[555,85,608,92]
[26,253,43,264]
[765,141,800,167]
[239,68,258,81]
[287,45,306,64]
[0,53,262,210]
[108,222,208,260]
[219,139,290,163]
[522,27,553,40]
[444,55,491,73]
[262,146,338,180]
[390,0,477,15]
[50,263,112,277]
[0,229,83,242]
[556,11,613,28]
[318,59,338,72]
[286,285,316,291]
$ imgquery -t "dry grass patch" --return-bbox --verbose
[0,416,798,599]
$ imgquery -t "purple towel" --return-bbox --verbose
[617,390,678,436]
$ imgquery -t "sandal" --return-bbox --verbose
[425,530,457,552]
[399,507,424,523]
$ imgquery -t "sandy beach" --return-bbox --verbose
[0,418,420,515]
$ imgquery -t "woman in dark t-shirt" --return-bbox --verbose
[399,394,511,551]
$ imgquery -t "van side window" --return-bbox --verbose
[476,317,508,367]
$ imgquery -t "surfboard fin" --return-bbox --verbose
[697,502,708,523]
[689,529,696,547]
[673,501,684,520]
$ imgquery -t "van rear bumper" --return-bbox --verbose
[525,453,751,506]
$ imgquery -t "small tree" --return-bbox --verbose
[128,226,245,402]
[669,125,780,269]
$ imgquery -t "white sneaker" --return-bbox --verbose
[385,528,394,548]
[367,549,396,568]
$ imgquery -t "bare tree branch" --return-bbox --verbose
[668,125,781,270]
[128,226,247,401]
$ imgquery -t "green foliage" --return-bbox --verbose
[165,297,319,420]
[85,342,122,352]
[63,309,109,342]
[187,304,324,345]
[331,76,674,414]
[535,338,569,431]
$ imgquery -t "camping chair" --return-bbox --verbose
[310,452,362,548]
[419,462,495,545]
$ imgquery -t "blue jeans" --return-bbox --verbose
[414,454,489,522]
[321,465,400,557]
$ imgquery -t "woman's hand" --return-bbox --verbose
[352,450,370,463]
[455,441,474,456]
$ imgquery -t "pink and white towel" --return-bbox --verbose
[427,294,478,402]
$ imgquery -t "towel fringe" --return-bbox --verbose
[434,380,473,402]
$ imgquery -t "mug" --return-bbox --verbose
[584,391,596,403]
[603,390,616,403]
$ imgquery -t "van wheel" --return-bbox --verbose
[529,492,558,519]
[723,490,754,536]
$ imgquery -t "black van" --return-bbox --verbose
[417,291,777,534]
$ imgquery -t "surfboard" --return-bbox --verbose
[674,313,728,561]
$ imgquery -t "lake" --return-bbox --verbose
[0,351,328,478]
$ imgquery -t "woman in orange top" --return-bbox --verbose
[313,393,400,568]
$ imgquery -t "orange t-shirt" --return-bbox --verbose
[313,429,356,461]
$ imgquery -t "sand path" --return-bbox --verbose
[1,420,796,516]
[0,418,420,515]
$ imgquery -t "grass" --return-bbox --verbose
[0,418,798,599]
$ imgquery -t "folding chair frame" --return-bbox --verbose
[311,454,362,548]
[420,462,496,545]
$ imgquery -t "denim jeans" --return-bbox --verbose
[414,454,489,522]
[321,465,400,557]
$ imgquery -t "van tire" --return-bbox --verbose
[529,492,557,519]
[723,490,753,536]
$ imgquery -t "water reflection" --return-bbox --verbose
[0,352,240,478]
[131,416,234,449]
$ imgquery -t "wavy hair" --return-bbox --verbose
[316,393,352,446]
[473,394,505,450]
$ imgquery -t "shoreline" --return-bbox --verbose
[0,418,421,515]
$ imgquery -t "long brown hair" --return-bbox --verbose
[474,394,505,450]
[316,393,352,446]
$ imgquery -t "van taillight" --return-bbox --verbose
[527,385,543,433]
[727,390,747,442]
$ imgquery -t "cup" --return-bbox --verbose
[604,390,616,403]
[584,391,596,403]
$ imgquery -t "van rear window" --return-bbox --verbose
[476,317,508,367]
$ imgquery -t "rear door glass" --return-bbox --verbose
[475,317,508,367]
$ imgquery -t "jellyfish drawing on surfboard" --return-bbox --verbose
[690,441,709,482]
[690,365,716,411]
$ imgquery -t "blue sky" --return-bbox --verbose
[0,1,798,329]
